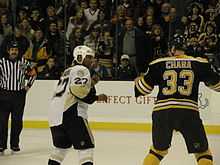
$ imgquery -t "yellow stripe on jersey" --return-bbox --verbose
[140,77,153,90]
[153,105,199,111]
[135,80,150,95]
[156,98,198,105]
[153,98,199,111]
[208,81,220,91]
[135,78,153,95]
[149,55,208,65]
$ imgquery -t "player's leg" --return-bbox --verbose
[143,146,168,165]
[180,111,213,165]
[78,148,94,165]
[48,147,70,165]
[195,149,213,165]
[69,117,95,165]
[48,125,71,164]
[143,111,172,165]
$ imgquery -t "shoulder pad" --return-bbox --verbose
[69,65,92,98]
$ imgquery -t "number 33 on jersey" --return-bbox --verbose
[134,55,220,112]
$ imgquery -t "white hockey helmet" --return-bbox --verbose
[73,45,95,64]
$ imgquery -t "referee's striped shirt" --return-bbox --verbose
[0,57,36,91]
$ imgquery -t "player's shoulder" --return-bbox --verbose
[69,65,90,78]
[149,54,208,65]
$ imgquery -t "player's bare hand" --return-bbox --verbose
[91,74,100,86]
[97,94,108,102]
[25,86,30,92]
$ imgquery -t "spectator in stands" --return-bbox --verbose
[186,37,204,57]
[84,0,100,31]
[187,2,204,33]
[0,13,12,38]
[204,8,216,23]
[133,0,146,20]
[98,0,112,20]
[66,9,87,40]
[69,27,84,56]
[34,0,56,17]
[78,0,89,11]
[151,0,165,21]
[178,15,189,35]
[46,21,65,68]
[46,5,57,21]
[38,56,60,79]
[113,54,136,81]
[150,24,168,60]
[19,18,35,41]
[117,18,153,75]
[17,7,29,24]
[57,19,65,35]
[84,24,100,53]
[145,6,154,18]
[0,26,30,58]
[169,6,181,38]
[92,9,111,32]
[199,22,218,54]
[0,0,9,11]
[23,28,48,72]
[29,8,44,31]
[111,5,126,35]
[17,0,35,9]
[91,57,112,80]
[43,6,57,33]
[157,2,172,41]
[136,16,146,32]
[97,30,113,76]
[3,0,219,81]
[144,15,154,36]
[186,22,201,42]
[117,0,134,18]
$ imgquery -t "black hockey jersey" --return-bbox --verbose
[134,55,220,111]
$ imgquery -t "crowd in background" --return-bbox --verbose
[0,0,220,80]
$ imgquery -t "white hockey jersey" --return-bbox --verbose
[48,65,92,127]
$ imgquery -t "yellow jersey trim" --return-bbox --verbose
[156,98,198,105]
[135,80,149,95]
[153,105,199,111]
[149,55,208,65]
[140,77,153,90]
[135,78,152,95]
[208,81,220,91]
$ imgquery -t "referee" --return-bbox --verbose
[0,42,37,154]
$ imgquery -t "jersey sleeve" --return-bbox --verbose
[69,65,92,99]
[78,86,98,104]
[134,67,154,97]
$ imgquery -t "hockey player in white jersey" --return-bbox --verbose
[48,45,108,165]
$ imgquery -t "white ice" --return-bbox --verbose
[0,129,219,165]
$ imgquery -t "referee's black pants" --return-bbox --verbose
[0,90,26,149]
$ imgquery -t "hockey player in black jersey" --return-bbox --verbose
[134,34,220,165]
[48,45,107,165]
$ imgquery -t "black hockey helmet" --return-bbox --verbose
[7,41,19,50]
[169,33,186,51]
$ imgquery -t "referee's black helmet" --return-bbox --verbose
[7,41,19,50]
